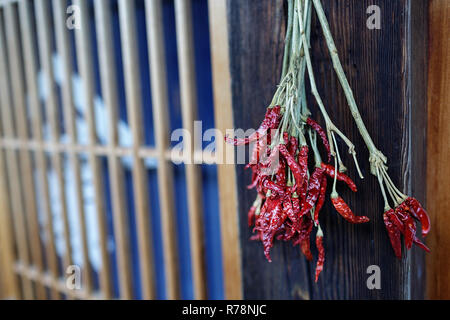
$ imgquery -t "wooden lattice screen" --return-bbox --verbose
[0,0,241,300]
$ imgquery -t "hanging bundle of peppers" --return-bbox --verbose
[226,0,430,281]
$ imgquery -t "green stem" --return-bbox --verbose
[312,0,387,169]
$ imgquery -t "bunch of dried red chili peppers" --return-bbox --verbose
[226,0,430,282]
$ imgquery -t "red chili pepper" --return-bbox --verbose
[299,167,325,218]
[315,234,325,282]
[261,177,286,197]
[279,144,307,192]
[289,136,298,157]
[321,163,358,192]
[225,106,281,146]
[307,118,331,162]
[294,215,313,261]
[383,209,402,258]
[396,203,417,250]
[297,146,309,198]
[275,158,287,187]
[314,176,327,225]
[405,197,430,237]
[331,195,369,224]
[413,237,430,253]
[248,205,257,227]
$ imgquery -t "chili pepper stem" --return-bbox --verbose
[297,1,363,179]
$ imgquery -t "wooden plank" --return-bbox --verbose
[174,0,206,300]
[51,0,93,295]
[3,2,48,299]
[228,0,428,299]
[118,0,155,300]
[15,1,60,299]
[0,7,34,300]
[426,0,450,300]
[34,1,76,299]
[0,146,19,299]
[73,0,112,299]
[207,0,242,300]
[145,0,180,300]
[94,0,133,300]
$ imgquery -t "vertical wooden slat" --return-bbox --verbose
[35,1,74,297]
[0,136,19,299]
[73,0,112,299]
[207,0,242,300]
[4,3,46,300]
[427,0,450,300]
[52,0,93,295]
[94,0,133,299]
[0,9,33,299]
[118,0,155,300]
[17,0,60,300]
[145,0,179,300]
[174,0,206,299]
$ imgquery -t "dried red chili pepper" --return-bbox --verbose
[225,106,281,146]
[314,176,327,225]
[261,177,286,197]
[248,205,257,228]
[396,204,416,250]
[294,215,313,261]
[321,163,358,192]
[405,197,430,237]
[383,209,402,258]
[297,146,309,198]
[279,144,307,192]
[315,232,325,282]
[331,195,370,224]
[307,118,331,162]
[289,136,298,157]
[299,167,325,218]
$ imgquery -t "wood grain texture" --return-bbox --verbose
[208,0,243,300]
[426,0,450,300]
[228,0,428,299]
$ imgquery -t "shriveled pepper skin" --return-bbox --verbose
[279,144,307,192]
[315,235,325,282]
[294,216,313,261]
[299,167,325,218]
[225,106,281,145]
[321,163,358,192]
[297,146,309,199]
[307,118,331,162]
[314,176,327,225]
[331,196,370,224]
[406,197,430,237]
[396,205,416,250]
[383,209,402,258]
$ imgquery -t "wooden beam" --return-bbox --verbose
[174,0,206,300]
[228,0,428,299]
[426,0,450,300]
[94,0,133,300]
[208,0,242,300]
[52,0,93,296]
[145,0,180,300]
[118,0,155,300]
[73,0,112,299]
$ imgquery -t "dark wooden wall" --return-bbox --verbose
[227,0,428,299]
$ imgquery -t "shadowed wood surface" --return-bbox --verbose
[228,0,428,299]
[426,0,450,300]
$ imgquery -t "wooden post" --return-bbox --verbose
[427,0,450,300]
[228,0,428,299]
